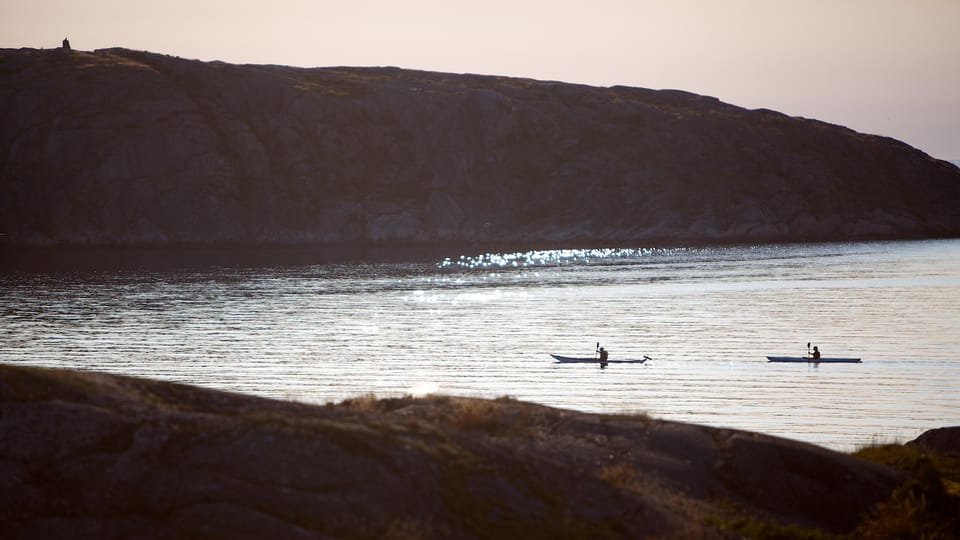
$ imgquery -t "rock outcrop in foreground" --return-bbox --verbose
[5,364,947,539]
[1,47,959,248]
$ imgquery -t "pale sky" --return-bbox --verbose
[3,0,959,159]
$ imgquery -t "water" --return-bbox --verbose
[2,239,959,451]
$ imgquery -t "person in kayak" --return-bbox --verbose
[811,346,821,360]
[598,346,609,368]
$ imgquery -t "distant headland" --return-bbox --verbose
[1,47,958,248]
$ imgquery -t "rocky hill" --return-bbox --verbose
[2,47,959,248]
[9,364,955,539]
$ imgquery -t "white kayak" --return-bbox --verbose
[767,356,862,363]
[551,354,649,364]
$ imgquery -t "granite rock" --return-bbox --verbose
[0,365,902,538]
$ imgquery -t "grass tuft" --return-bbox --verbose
[853,442,960,539]
[339,393,382,412]
[597,462,638,490]
[853,443,927,471]
[450,399,503,433]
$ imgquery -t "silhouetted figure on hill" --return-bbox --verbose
[62,38,71,51]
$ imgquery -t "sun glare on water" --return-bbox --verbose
[437,247,666,269]
[407,382,439,397]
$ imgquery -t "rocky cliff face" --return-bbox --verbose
[2,47,958,247]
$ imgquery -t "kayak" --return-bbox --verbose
[767,356,862,363]
[551,354,649,364]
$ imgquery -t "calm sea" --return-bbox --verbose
[2,239,958,451]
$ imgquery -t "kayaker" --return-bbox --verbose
[811,346,821,361]
[599,347,609,368]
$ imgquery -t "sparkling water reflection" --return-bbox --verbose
[2,239,959,451]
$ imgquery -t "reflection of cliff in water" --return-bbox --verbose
[0,246,453,273]
[2,47,959,248]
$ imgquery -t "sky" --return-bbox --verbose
[3,0,959,159]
